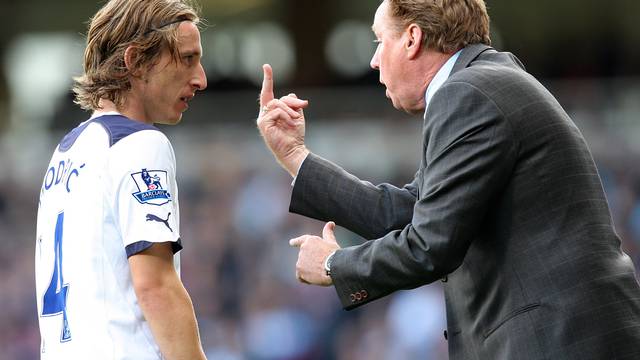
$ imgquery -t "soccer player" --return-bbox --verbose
[35,0,207,358]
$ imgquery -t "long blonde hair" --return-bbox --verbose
[73,0,200,111]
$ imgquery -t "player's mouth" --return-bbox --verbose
[180,94,194,109]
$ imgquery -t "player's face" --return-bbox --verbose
[133,21,207,125]
[370,1,424,114]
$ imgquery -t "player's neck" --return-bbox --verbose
[94,99,119,114]
[95,99,149,125]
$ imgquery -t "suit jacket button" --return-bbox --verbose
[355,291,363,301]
[350,293,356,303]
[361,290,368,299]
[443,330,448,340]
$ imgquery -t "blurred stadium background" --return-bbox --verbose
[1,0,639,359]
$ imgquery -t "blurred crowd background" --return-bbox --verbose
[1,0,639,359]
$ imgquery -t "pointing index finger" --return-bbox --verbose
[260,64,274,107]
[289,236,305,247]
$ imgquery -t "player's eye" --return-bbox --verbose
[181,54,196,65]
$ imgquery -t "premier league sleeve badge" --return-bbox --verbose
[130,168,172,206]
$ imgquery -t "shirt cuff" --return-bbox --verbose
[291,152,310,186]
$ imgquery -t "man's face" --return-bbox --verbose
[370,1,424,114]
[132,21,207,125]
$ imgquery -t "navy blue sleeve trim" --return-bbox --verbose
[126,239,183,258]
[126,241,154,257]
[94,115,160,147]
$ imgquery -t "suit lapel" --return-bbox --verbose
[451,43,494,75]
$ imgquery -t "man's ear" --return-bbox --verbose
[405,24,423,59]
[124,45,142,77]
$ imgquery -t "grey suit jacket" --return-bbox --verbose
[290,44,640,359]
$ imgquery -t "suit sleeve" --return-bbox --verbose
[328,81,517,309]
[290,154,419,240]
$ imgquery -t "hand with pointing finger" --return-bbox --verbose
[289,221,340,286]
[257,64,310,177]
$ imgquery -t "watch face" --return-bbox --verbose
[324,252,335,275]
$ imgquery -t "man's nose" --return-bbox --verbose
[370,51,380,70]
[193,63,207,91]
[371,40,384,69]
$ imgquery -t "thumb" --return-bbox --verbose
[322,221,337,244]
[288,93,298,99]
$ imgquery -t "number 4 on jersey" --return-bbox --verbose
[41,212,71,342]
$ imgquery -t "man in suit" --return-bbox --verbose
[257,0,640,358]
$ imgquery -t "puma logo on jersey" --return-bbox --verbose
[146,212,172,232]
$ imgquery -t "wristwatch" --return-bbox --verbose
[324,250,336,276]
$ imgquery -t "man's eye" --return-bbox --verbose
[182,55,195,64]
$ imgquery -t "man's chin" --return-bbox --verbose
[389,99,423,116]
[156,114,183,125]
[387,96,405,113]
[386,92,398,108]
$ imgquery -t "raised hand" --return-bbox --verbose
[257,64,310,177]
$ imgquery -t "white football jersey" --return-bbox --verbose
[35,114,181,359]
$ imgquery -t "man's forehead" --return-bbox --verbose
[177,21,200,37]
[371,14,380,33]
[371,2,388,33]
[176,22,202,47]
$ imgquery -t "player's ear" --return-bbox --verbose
[124,46,143,77]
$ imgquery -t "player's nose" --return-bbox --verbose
[192,63,207,91]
